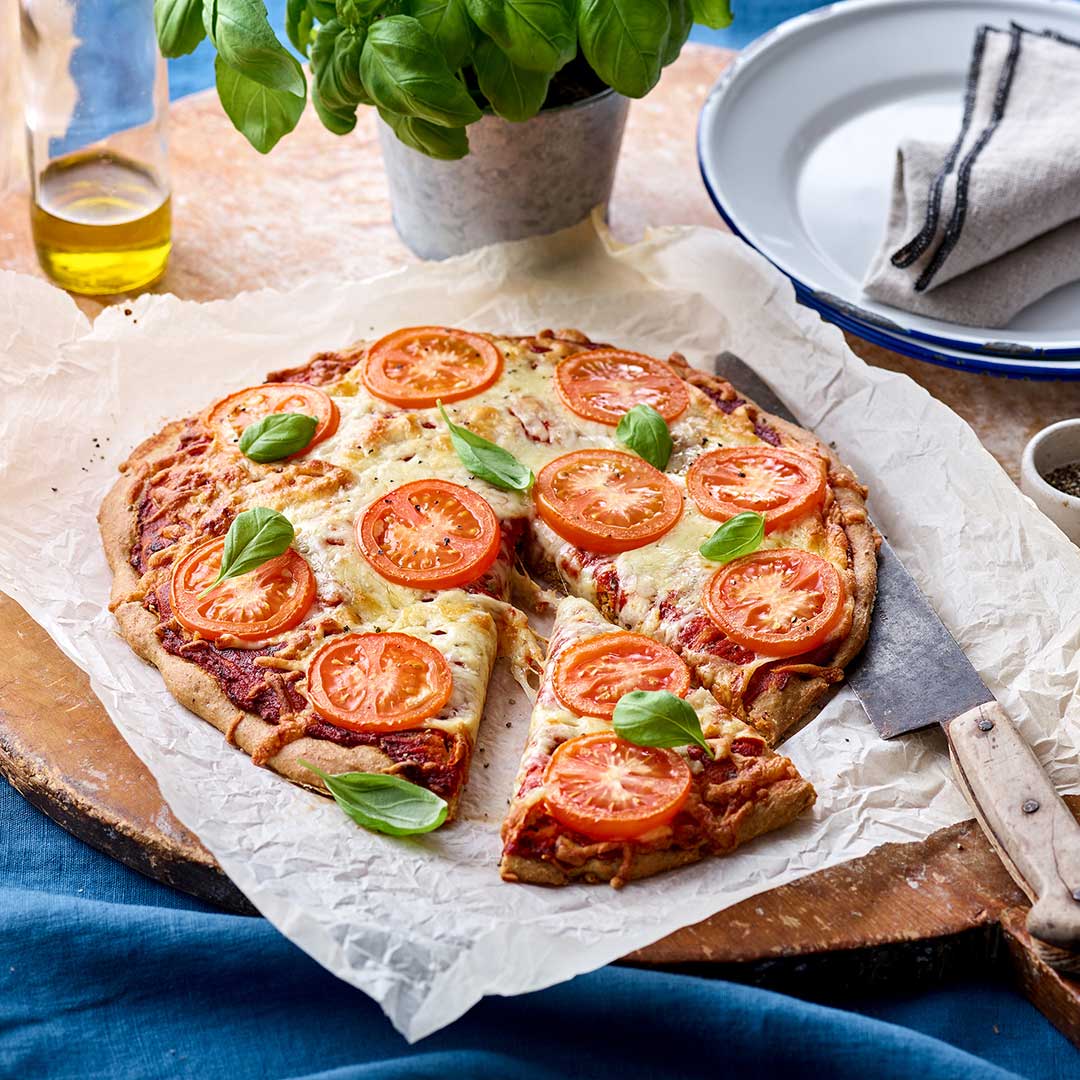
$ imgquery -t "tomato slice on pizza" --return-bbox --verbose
[170,538,316,642]
[534,449,682,553]
[306,632,453,733]
[542,732,692,841]
[553,632,690,719]
[363,326,503,408]
[704,549,846,657]
[687,446,825,531]
[554,349,690,425]
[206,383,339,450]
[357,478,501,589]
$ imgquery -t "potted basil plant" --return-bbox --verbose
[155,0,733,257]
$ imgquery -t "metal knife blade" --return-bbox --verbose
[710,351,993,738]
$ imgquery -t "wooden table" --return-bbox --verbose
[2,43,1079,1043]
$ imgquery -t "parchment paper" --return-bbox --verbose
[1,220,1078,1041]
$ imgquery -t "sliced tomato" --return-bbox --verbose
[687,446,825,531]
[205,382,339,451]
[704,548,846,658]
[362,326,503,408]
[543,733,691,841]
[357,479,501,589]
[170,538,316,642]
[554,349,690,425]
[533,449,682,554]
[553,632,690,719]
[306,632,453,733]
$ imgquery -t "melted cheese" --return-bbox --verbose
[194,332,850,747]
[507,596,770,816]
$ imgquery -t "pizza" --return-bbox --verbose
[100,325,877,881]
[500,596,816,885]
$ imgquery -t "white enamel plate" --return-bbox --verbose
[698,0,1080,377]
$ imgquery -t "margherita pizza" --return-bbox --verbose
[100,326,877,884]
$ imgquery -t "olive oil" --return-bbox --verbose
[30,149,171,295]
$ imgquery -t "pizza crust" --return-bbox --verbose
[501,776,816,886]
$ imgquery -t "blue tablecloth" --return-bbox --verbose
[2,776,1076,1078]
[5,3,1073,1077]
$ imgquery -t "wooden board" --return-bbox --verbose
[2,42,1079,1042]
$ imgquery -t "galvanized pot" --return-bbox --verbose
[378,89,629,260]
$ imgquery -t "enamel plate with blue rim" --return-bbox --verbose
[698,0,1080,378]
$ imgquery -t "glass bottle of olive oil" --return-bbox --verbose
[31,149,171,295]
[20,0,171,296]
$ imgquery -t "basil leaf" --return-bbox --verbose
[360,16,483,128]
[155,0,206,57]
[309,0,336,19]
[689,0,733,31]
[699,510,765,563]
[215,57,306,153]
[285,0,314,56]
[312,21,371,112]
[473,37,551,122]
[578,0,670,98]
[238,412,318,462]
[204,0,307,97]
[612,689,714,760]
[201,505,295,595]
[379,109,470,159]
[662,0,693,67]
[464,0,576,74]
[404,0,475,71]
[439,404,534,491]
[615,403,673,471]
[300,760,449,835]
[313,91,359,135]
[336,0,381,26]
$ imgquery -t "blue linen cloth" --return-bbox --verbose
[1,778,1076,1079]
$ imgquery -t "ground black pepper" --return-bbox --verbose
[1045,462,1080,498]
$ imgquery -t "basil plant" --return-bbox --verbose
[155,0,733,158]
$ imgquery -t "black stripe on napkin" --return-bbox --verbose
[912,23,1023,292]
[890,26,989,270]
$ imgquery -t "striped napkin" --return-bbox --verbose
[863,23,1080,328]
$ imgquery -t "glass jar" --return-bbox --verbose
[19,0,171,295]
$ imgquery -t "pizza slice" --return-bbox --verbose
[500,596,816,886]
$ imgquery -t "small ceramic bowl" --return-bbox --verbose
[1021,419,1080,545]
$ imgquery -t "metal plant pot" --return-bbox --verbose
[378,88,630,260]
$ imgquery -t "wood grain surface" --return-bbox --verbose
[1,43,1078,1040]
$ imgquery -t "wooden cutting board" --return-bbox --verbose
[2,42,1079,1045]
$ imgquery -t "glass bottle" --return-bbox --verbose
[19,0,171,295]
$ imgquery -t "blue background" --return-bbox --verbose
[166,1,820,99]
[8,3,1077,1077]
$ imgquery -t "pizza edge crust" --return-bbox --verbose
[500,774,816,886]
[96,423,472,809]
[669,357,879,744]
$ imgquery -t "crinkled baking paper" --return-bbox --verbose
[1,221,1078,1041]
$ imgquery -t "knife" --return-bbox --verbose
[713,351,1080,961]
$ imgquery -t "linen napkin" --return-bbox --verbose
[862,23,1080,328]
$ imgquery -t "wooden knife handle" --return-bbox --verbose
[946,701,1080,960]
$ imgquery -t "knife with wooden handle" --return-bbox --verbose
[713,351,1080,960]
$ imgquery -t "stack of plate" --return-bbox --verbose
[697,0,1080,380]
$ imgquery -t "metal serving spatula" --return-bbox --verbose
[713,352,1080,960]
